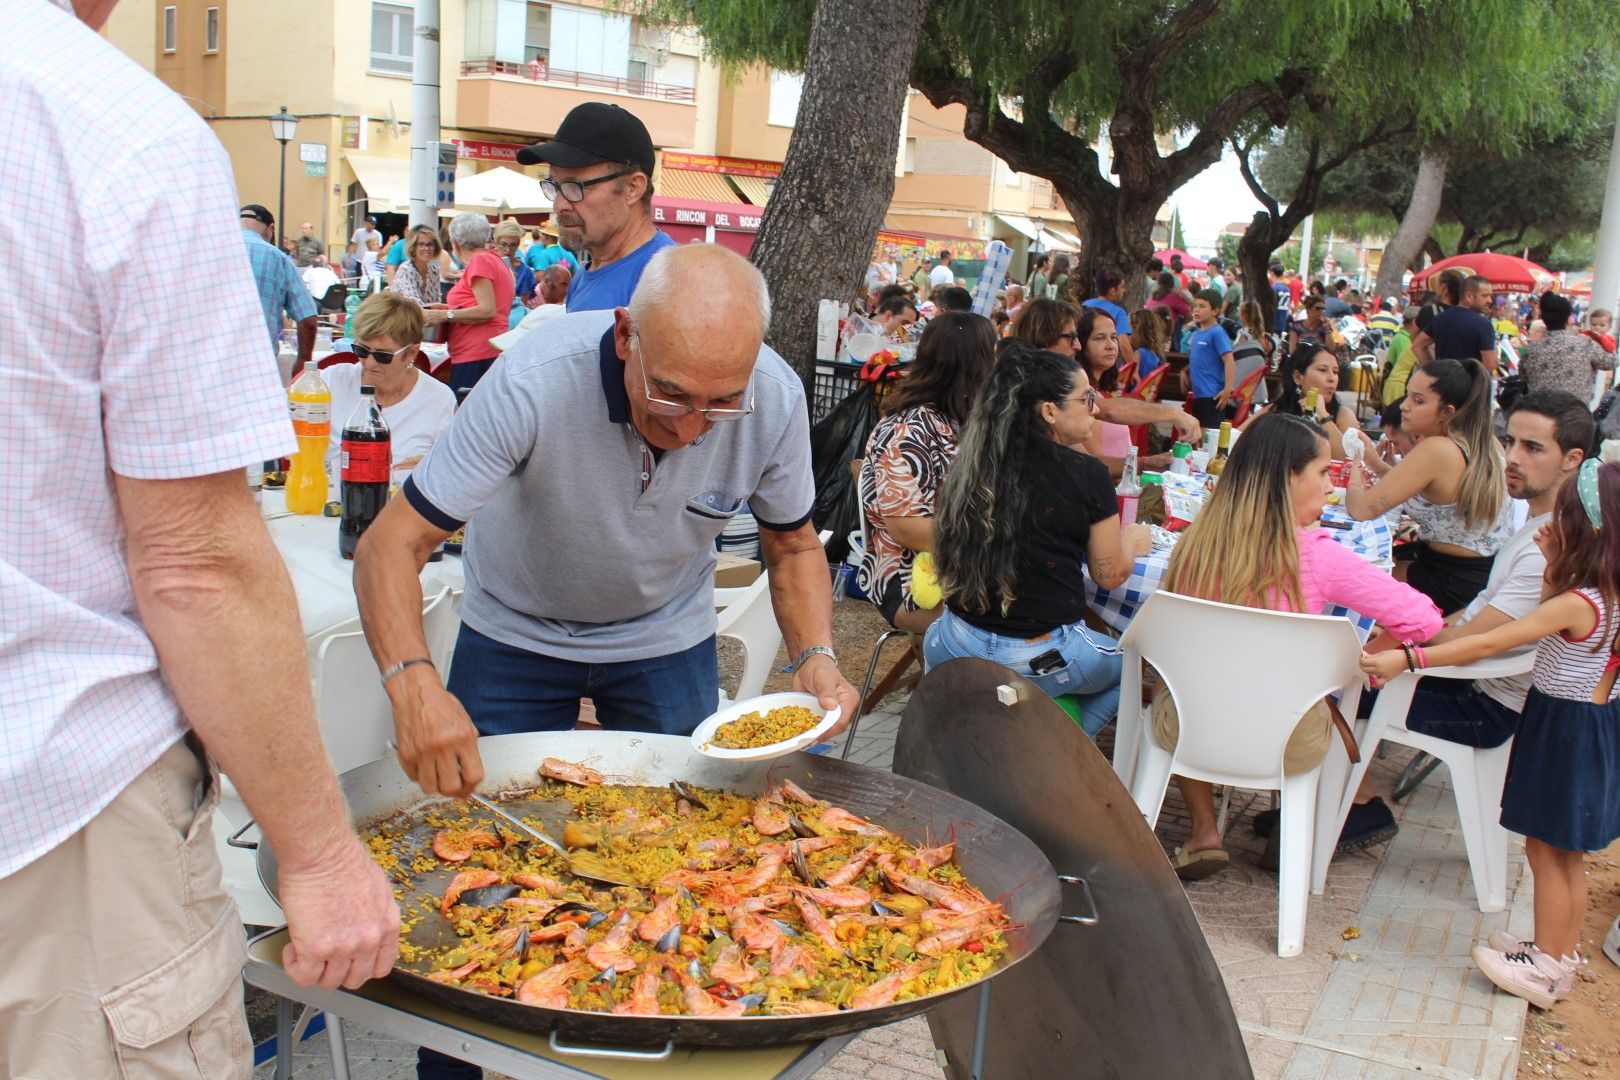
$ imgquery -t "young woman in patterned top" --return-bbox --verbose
[856,313,995,632]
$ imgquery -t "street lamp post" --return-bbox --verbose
[1031,216,1046,282]
[268,105,299,243]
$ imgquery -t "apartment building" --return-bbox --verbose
[103,0,1084,270]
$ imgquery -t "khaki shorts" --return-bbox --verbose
[0,737,250,1079]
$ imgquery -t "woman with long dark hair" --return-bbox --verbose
[857,313,997,632]
[924,343,1152,735]
[1348,357,1513,613]
[1159,413,1442,877]
[1245,342,1359,452]
[1073,306,1173,477]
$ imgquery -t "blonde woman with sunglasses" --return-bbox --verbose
[326,292,456,479]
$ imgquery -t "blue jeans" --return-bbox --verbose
[446,623,719,736]
[1356,676,1521,749]
[922,609,1123,737]
[449,358,495,395]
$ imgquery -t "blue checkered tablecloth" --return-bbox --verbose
[1085,500,1393,638]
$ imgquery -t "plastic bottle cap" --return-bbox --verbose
[1141,472,1163,485]
[1173,442,1192,458]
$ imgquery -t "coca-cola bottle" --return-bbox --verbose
[338,385,390,560]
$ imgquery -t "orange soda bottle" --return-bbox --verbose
[286,361,331,514]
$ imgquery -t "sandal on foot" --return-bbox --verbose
[1172,846,1230,881]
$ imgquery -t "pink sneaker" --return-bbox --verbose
[1472,945,1571,1009]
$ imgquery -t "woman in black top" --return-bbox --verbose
[924,342,1152,736]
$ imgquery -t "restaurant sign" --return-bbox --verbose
[652,204,762,232]
[660,152,781,178]
[451,139,528,163]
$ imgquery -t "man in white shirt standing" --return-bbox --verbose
[0,4,399,1076]
[929,248,956,291]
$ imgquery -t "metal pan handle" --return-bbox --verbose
[548,1031,674,1061]
[1057,873,1099,925]
[226,818,261,851]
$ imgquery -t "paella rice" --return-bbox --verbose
[709,705,821,749]
[362,762,1012,1017]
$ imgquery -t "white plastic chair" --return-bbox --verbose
[1310,652,1534,912]
[716,570,781,702]
[1118,591,1363,956]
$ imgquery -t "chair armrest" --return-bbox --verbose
[1416,651,1535,682]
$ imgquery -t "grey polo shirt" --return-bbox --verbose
[403,310,813,664]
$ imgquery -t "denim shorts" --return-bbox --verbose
[922,609,1123,737]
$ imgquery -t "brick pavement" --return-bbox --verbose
[252,694,1531,1079]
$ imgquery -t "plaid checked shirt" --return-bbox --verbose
[243,229,318,349]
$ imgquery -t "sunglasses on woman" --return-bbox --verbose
[350,343,412,364]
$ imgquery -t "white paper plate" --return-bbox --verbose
[690,692,842,761]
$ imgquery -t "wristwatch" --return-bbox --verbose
[445,308,455,321]
[794,645,836,670]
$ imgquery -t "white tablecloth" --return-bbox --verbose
[262,490,463,640]
[1085,486,1393,638]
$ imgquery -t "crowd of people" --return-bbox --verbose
[854,244,1619,1012]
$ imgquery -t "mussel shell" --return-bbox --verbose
[687,958,705,981]
[789,841,812,884]
[654,924,682,953]
[591,966,617,984]
[456,883,522,908]
[668,780,709,810]
[871,900,900,917]
[735,993,767,1009]
[787,815,818,839]
[514,926,531,963]
[551,902,609,929]
[770,918,800,937]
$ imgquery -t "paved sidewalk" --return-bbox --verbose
[252,696,1531,1079]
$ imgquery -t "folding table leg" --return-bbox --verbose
[274,996,294,1080]
[326,1015,352,1080]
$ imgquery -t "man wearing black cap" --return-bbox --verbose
[240,203,318,372]
[517,102,675,313]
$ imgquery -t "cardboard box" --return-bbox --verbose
[714,553,761,588]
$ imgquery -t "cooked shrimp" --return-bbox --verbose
[502,897,564,917]
[709,943,759,988]
[516,958,591,1008]
[848,962,929,1009]
[882,868,978,913]
[817,807,889,837]
[674,968,748,1016]
[584,912,638,972]
[734,912,787,953]
[905,841,955,871]
[432,829,500,862]
[774,778,825,806]
[916,922,997,957]
[752,797,790,836]
[539,758,602,787]
[694,836,731,854]
[724,845,787,893]
[510,872,564,896]
[636,894,680,943]
[768,942,817,978]
[425,959,480,983]
[785,883,873,910]
[440,869,501,915]
[771,999,837,1015]
[794,894,841,952]
[822,843,879,887]
[611,967,664,1015]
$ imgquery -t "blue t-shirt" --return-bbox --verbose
[1136,347,1161,380]
[526,242,580,274]
[385,237,406,267]
[1186,322,1234,399]
[566,231,677,313]
[512,260,536,301]
[1081,297,1131,336]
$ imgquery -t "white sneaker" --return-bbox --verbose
[1472,945,1571,1009]
[1484,932,1583,992]
[1604,915,1620,970]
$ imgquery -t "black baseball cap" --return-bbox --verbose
[240,204,274,226]
[516,102,655,175]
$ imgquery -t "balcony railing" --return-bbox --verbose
[460,59,697,103]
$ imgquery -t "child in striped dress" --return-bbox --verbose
[1362,441,1620,1009]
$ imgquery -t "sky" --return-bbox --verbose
[1167,148,1271,253]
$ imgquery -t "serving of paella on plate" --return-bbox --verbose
[364,757,1012,1019]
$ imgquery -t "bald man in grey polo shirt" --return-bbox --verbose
[354,244,858,798]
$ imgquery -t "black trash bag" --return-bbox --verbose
[809,383,881,564]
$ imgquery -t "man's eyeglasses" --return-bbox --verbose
[1063,332,1082,344]
[633,341,753,422]
[351,343,412,364]
[540,169,635,204]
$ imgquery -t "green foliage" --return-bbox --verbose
[1168,208,1186,252]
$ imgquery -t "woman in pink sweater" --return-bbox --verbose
[1159,412,1443,879]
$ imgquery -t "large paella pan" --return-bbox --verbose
[254,731,1059,1048]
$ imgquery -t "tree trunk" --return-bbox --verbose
[1374,141,1449,297]
[749,0,927,383]
[1238,212,1281,333]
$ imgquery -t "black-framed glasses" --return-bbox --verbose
[633,340,753,422]
[1067,388,1099,412]
[540,169,635,203]
[351,343,412,364]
